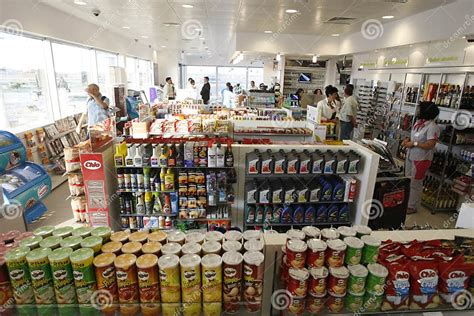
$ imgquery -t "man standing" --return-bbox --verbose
[200,76,211,104]
[249,80,257,90]
[164,77,176,100]
[339,84,359,140]
[85,83,110,126]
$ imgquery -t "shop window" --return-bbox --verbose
[96,50,118,86]
[126,57,138,90]
[184,66,217,99]
[217,67,247,101]
[52,42,94,117]
[247,67,264,89]
[0,33,54,133]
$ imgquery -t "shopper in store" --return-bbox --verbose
[163,77,176,100]
[85,83,110,126]
[222,82,234,107]
[314,85,338,124]
[314,88,325,103]
[200,76,211,104]
[250,80,257,90]
[401,101,440,214]
[339,84,359,140]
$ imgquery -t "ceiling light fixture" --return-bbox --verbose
[233,52,244,64]
[312,55,318,63]
[160,45,167,48]
[276,53,281,62]
[264,30,272,34]
[382,15,394,19]
[331,33,340,37]
[285,9,298,13]
[141,35,148,39]
[182,4,193,8]
[74,0,87,5]
[122,26,130,29]
[199,37,205,40]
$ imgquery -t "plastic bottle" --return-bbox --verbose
[158,216,164,228]
[143,168,151,191]
[117,168,124,190]
[136,169,144,192]
[225,142,234,167]
[114,145,124,167]
[160,168,166,191]
[216,142,225,167]
[134,144,143,167]
[130,169,137,192]
[144,192,153,215]
[163,195,171,214]
[168,143,177,167]
[153,192,162,213]
[136,194,145,215]
[142,144,151,167]
[125,144,135,167]
[123,168,131,190]
[150,144,159,167]
[208,142,217,167]
[176,143,184,167]
[159,144,168,167]
[165,216,172,228]
[164,168,175,191]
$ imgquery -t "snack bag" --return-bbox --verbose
[382,295,410,311]
[383,255,410,296]
[409,257,439,295]
[438,260,474,303]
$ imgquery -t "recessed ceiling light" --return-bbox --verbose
[285,9,298,13]
[264,30,272,34]
[199,37,205,40]
[160,45,167,48]
[122,26,130,29]
[74,0,87,5]
[331,33,340,37]
[462,36,466,39]
[163,22,181,27]
[141,35,148,39]
[382,15,394,19]
[182,4,193,8]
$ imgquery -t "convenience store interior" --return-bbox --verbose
[2,0,474,315]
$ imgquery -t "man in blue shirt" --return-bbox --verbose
[86,83,110,126]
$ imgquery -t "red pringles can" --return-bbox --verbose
[306,238,327,268]
[328,266,349,297]
[309,266,328,297]
[325,239,347,268]
[243,251,265,313]
[306,295,326,314]
[286,239,307,269]
[288,297,306,315]
[327,295,345,313]
[287,268,309,298]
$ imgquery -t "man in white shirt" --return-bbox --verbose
[339,84,358,140]
[163,77,176,100]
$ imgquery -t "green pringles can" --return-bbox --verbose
[366,263,389,296]
[48,247,77,304]
[91,226,112,243]
[352,225,372,238]
[347,264,368,295]
[361,235,381,264]
[344,237,364,266]
[60,236,83,250]
[362,292,383,312]
[69,248,97,304]
[52,226,74,238]
[26,247,55,304]
[33,226,55,238]
[19,235,43,250]
[39,236,62,250]
[345,291,365,312]
[5,246,35,304]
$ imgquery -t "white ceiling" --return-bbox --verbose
[40,0,455,57]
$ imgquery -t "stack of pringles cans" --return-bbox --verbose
[0,226,266,315]
[280,225,387,315]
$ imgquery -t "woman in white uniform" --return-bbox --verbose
[401,101,440,214]
[315,85,338,124]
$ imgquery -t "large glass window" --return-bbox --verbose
[126,57,138,90]
[138,59,153,92]
[52,43,93,117]
[184,66,217,98]
[0,33,54,133]
[217,67,247,100]
[96,50,118,86]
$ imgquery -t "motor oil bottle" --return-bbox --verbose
[274,150,287,174]
[247,149,261,174]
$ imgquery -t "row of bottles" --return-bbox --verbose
[119,192,174,216]
[122,214,173,230]
[245,176,351,204]
[117,168,176,192]
[247,149,360,175]
[435,84,462,108]
[460,85,474,110]
[245,203,350,225]
[115,141,234,168]
[422,177,458,209]
[405,86,419,103]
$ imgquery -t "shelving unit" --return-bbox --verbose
[247,91,276,108]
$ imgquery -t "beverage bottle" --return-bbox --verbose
[216,142,225,167]
[168,143,177,167]
[134,144,143,167]
[176,143,184,167]
[150,144,159,167]
[117,168,124,190]
[136,193,145,215]
[114,144,125,167]
[125,144,135,167]
[143,167,151,191]
[159,144,169,167]
[160,168,166,191]
[137,169,144,192]
[130,169,137,192]
[225,142,234,167]
[124,168,131,190]
[208,142,217,167]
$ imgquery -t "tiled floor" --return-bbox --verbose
[404,205,458,229]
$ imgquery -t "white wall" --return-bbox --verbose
[0,0,153,60]
[263,60,278,85]
[154,50,180,85]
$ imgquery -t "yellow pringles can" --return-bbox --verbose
[201,254,222,303]
[179,254,201,303]
[157,254,180,303]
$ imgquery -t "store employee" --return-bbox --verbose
[315,85,338,124]
[401,101,440,214]
[86,83,110,126]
